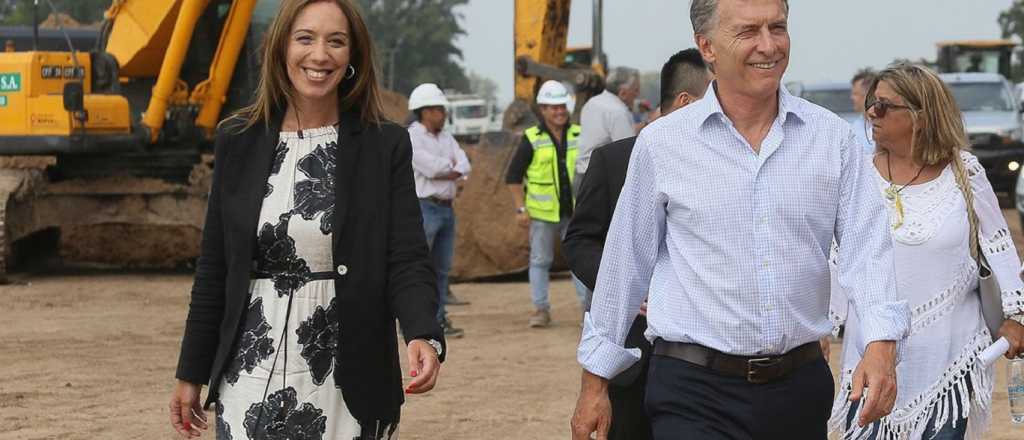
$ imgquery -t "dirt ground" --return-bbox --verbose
[3,215,1024,439]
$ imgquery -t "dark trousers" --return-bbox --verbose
[608,362,653,440]
[645,353,834,440]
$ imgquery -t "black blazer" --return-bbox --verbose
[563,136,650,386]
[175,109,444,426]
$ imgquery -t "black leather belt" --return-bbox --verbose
[652,339,822,384]
[422,196,453,207]
[251,271,341,281]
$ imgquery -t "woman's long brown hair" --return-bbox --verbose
[225,0,386,132]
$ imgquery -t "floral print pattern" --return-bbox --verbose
[296,297,340,385]
[294,141,337,235]
[216,401,233,439]
[243,387,326,440]
[265,141,289,198]
[223,297,275,386]
[256,213,312,297]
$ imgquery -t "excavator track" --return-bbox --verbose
[0,167,44,281]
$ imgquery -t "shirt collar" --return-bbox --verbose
[410,120,439,138]
[694,81,805,128]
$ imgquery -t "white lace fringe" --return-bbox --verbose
[828,329,994,440]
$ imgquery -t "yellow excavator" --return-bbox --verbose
[0,0,291,277]
[0,0,602,280]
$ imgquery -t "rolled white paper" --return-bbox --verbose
[978,337,1010,367]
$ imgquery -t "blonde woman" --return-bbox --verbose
[169,1,444,438]
[829,63,1024,440]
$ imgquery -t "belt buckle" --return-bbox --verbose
[746,357,781,384]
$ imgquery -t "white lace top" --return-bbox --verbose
[828,151,1024,440]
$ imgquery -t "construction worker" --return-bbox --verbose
[505,80,588,328]
[408,83,472,338]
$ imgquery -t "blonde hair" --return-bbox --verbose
[865,63,969,166]
[225,0,386,131]
[869,63,978,256]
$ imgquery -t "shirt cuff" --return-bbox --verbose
[854,300,910,364]
[577,312,642,379]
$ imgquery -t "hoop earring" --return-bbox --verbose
[345,65,356,79]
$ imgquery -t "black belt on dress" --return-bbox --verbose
[251,270,342,281]
[421,196,453,207]
[652,339,822,384]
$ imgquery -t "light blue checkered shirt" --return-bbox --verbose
[577,83,911,380]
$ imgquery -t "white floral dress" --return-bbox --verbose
[214,126,398,440]
[828,151,1024,440]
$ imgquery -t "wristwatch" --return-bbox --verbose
[421,338,443,357]
[515,206,526,214]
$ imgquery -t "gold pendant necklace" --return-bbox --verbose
[884,154,926,230]
[885,185,905,229]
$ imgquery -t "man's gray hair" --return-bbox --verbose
[605,67,640,95]
[690,0,789,35]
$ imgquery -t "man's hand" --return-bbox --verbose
[570,370,612,440]
[405,339,441,394]
[997,318,1024,359]
[849,341,898,427]
[820,337,831,364]
[516,211,530,228]
[439,171,462,181]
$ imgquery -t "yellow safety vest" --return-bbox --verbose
[524,124,580,223]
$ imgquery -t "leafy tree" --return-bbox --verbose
[357,0,470,95]
[1,0,110,26]
[999,1,1024,82]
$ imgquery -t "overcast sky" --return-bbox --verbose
[454,0,1015,106]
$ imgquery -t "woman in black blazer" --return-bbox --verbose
[169,1,444,438]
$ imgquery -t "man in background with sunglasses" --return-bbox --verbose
[571,1,911,439]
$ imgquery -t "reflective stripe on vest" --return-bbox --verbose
[523,124,580,223]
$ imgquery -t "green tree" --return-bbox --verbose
[357,0,470,95]
[1,0,110,26]
[999,1,1024,82]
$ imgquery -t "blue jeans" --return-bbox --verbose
[420,200,456,324]
[845,389,968,440]
[529,219,588,311]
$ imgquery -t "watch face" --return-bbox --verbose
[427,339,443,356]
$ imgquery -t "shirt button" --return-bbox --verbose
[336,264,348,276]
[762,261,769,269]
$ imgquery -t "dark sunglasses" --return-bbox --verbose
[866,100,914,118]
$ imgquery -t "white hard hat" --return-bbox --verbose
[408,83,450,111]
[536,80,572,106]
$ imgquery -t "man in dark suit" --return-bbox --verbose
[564,48,710,440]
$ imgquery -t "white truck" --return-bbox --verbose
[445,93,493,143]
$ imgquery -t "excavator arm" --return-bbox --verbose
[507,0,603,130]
[106,0,257,142]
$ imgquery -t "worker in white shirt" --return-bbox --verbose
[408,83,472,338]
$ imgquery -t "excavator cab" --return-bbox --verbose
[0,0,272,181]
[936,40,1017,79]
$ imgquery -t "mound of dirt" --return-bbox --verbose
[59,224,201,269]
[451,132,527,280]
[380,89,411,125]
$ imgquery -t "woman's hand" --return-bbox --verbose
[997,318,1024,359]
[405,339,441,394]
[170,380,208,438]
